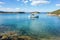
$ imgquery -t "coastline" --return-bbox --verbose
[0,12,25,14]
[47,14,60,17]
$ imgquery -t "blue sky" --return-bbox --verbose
[0,0,60,12]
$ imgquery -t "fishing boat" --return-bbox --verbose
[30,12,39,18]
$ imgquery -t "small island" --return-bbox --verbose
[48,9,60,16]
[0,11,25,14]
[31,12,40,14]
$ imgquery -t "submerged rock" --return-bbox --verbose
[18,36,32,40]
[1,34,8,39]
[2,37,12,40]
[0,35,2,38]
[18,38,25,40]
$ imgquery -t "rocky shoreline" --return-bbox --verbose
[47,14,60,16]
[47,9,60,17]
[0,31,60,40]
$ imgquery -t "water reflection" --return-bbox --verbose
[29,15,60,37]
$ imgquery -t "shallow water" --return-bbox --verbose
[0,12,60,37]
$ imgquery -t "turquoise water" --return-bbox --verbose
[0,12,60,36]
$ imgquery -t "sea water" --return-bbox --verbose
[0,12,60,37]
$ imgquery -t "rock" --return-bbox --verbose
[18,36,32,40]
[58,15,60,16]
[18,38,24,40]
[2,37,12,40]
[1,34,8,39]
[0,35,2,38]
[7,37,12,40]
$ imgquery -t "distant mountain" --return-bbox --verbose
[0,11,25,13]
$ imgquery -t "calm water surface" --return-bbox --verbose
[0,12,60,36]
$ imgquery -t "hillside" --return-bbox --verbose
[51,9,60,15]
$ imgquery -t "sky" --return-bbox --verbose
[0,0,60,12]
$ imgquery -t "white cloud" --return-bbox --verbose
[0,8,20,12]
[0,2,5,4]
[24,1,28,3]
[15,8,20,11]
[22,0,50,6]
[16,8,20,9]
[30,0,48,1]
[56,4,60,6]
[17,0,20,1]
[22,0,28,4]
[30,0,50,6]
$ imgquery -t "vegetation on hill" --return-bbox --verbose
[51,9,60,15]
